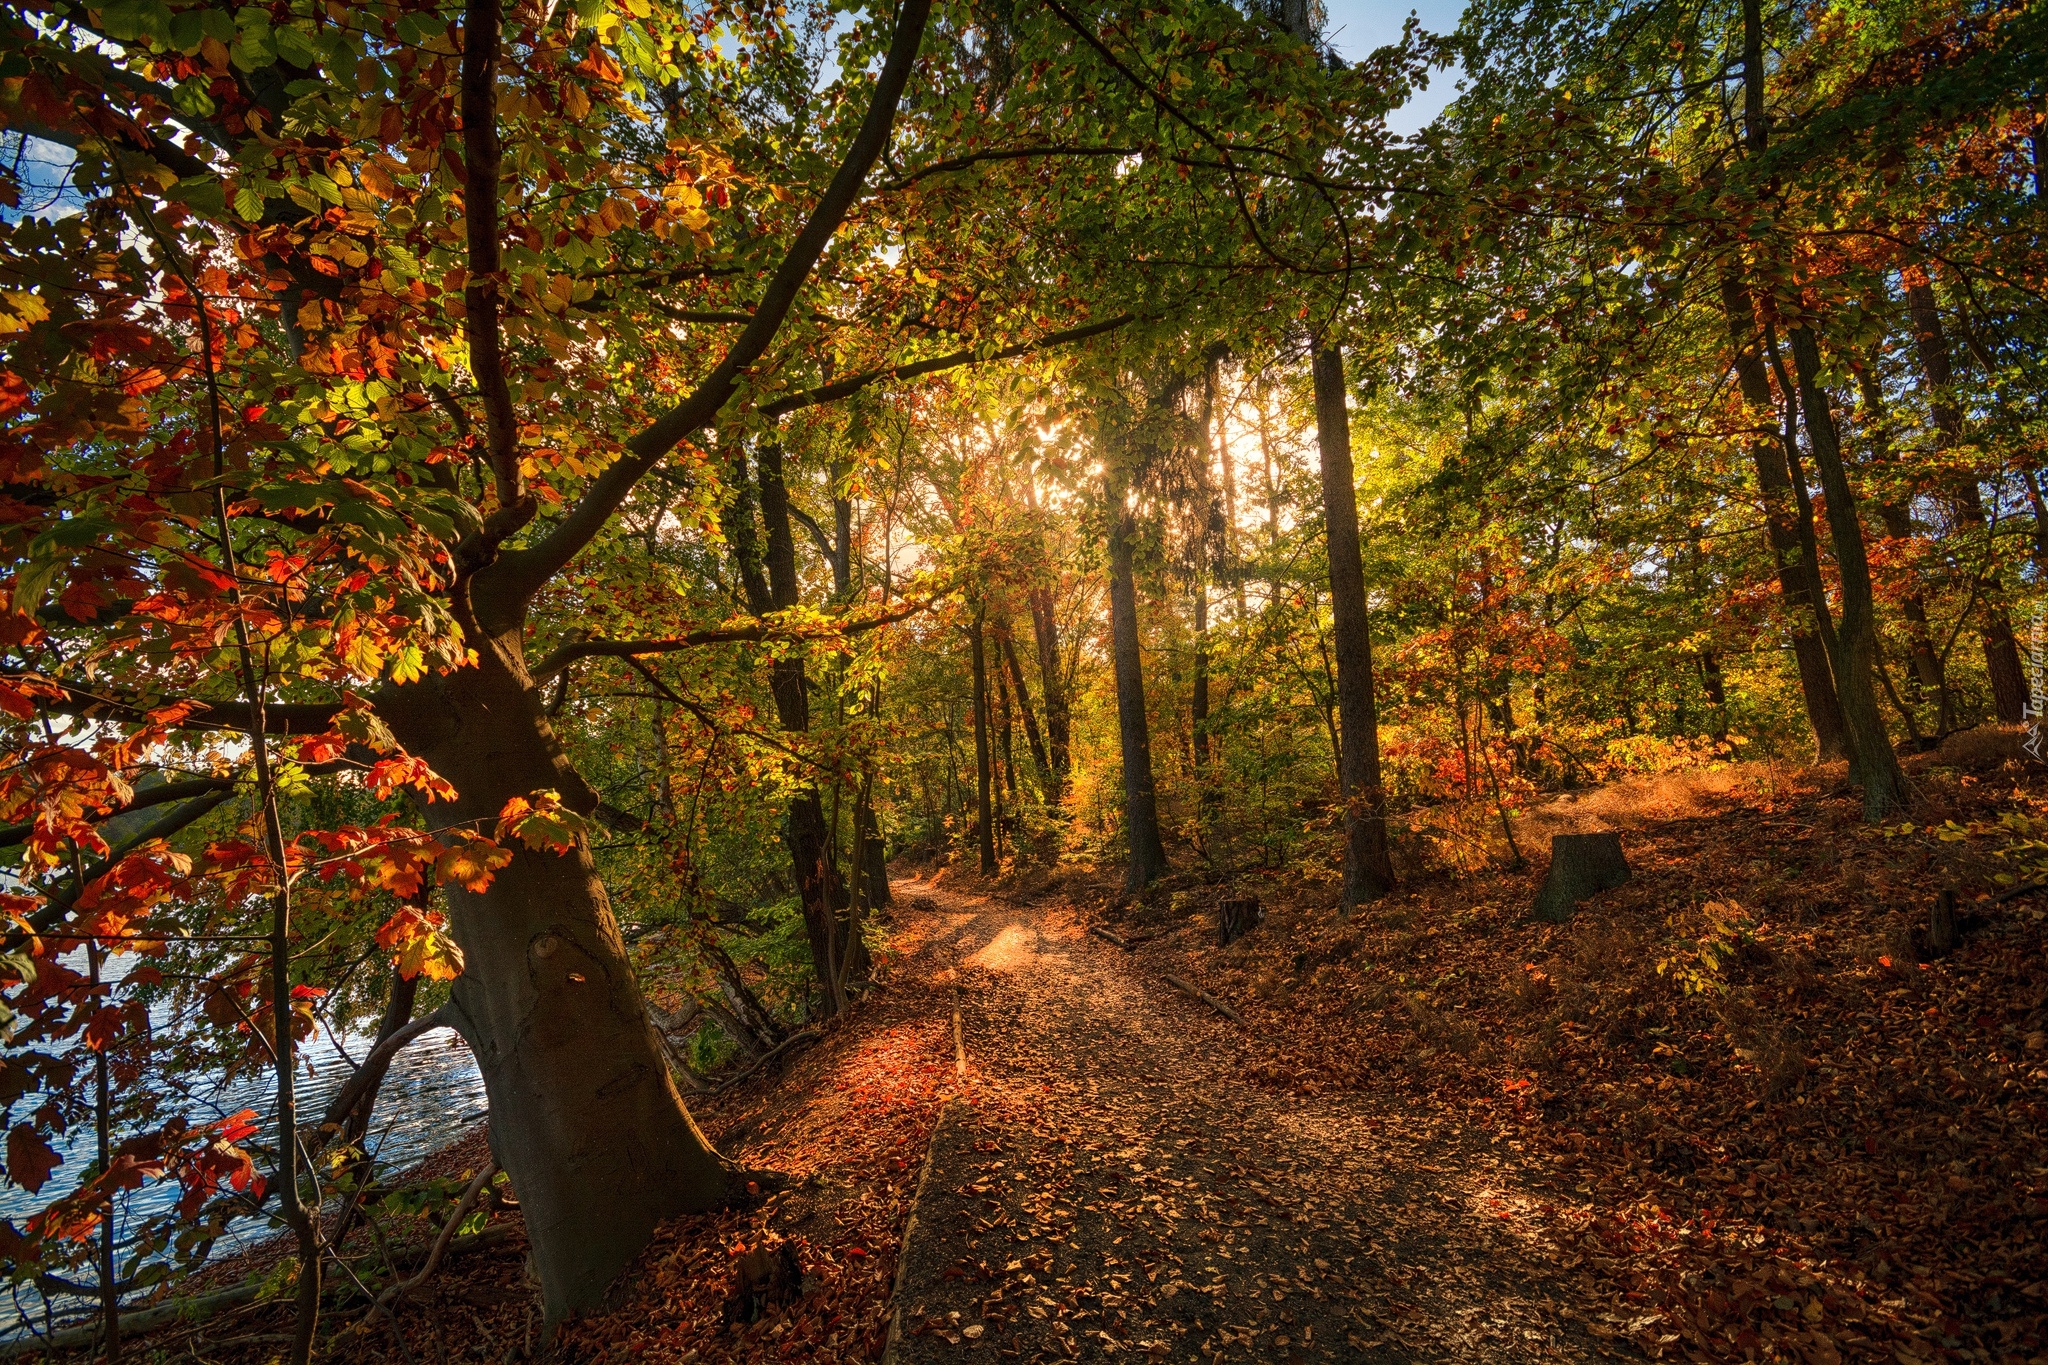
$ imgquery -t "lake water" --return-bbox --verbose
[1,1020,487,1343]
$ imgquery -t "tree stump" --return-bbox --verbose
[1532,833,1631,923]
[1218,895,1264,946]
[1927,888,1959,957]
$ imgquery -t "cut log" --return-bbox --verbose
[1165,973,1245,1025]
[1531,832,1631,923]
[1217,895,1263,946]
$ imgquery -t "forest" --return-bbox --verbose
[0,0,2041,1357]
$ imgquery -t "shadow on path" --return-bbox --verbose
[885,880,1635,1364]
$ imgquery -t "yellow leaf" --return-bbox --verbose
[435,838,512,893]
[0,291,49,334]
[562,83,591,120]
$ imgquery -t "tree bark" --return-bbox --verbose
[1026,586,1071,797]
[1853,360,1951,734]
[1309,346,1395,908]
[700,934,782,1053]
[1785,326,1911,818]
[1905,280,2027,723]
[751,442,864,1004]
[381,653,741,1325]
[1107,494,1170,890]
[969,604,997,875]
[999,628,1053,795]
[1191,580,1211,775]
[1720,270,1850,759]
[1205,350,1249,619]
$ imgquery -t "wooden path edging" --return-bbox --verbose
[880,1099,960,1365]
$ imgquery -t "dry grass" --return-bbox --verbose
[1516,761,1785,844]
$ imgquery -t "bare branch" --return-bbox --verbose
[758,313,1138,417]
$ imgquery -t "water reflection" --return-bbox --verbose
[2,1022,486,1342]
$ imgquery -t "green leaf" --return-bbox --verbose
[169,8,206,51]
[234,186,266,221]
[169,78,216,120]
[273,23,321,68]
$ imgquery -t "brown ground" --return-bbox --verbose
[890,883,1632,1363]
[24,734,2047,1365]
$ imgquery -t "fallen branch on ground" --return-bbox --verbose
[370,1159,500,1316]
[715,1028,820,1092]
[0,1227,520,1356]
[1164,973,1245,1025]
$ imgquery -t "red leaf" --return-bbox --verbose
[7,1124,61,1194]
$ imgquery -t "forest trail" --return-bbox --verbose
[885,877,1633,1364]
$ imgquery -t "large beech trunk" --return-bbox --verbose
[383,646,737,1324]
[1309,346,1395,909]
[1107,497,1170,890]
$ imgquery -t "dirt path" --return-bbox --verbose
[886,879,1635,1364]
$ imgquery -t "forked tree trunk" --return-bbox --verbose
[1727,0,1853,763]
[1107,496,1170,890]
[1786,327,1911,819]
[382,649,740,1325]
[741,443,863,1004]
[1309,346,1395,909]
[1720,270,1850,759]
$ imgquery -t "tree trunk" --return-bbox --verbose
[749,443,863,1002]
[1107,497,1170,891]
[1719,270,1850,759]
[1699,653,1728,741]
[999,629,1053,796]
[1026,586,1071,797]
[1205,351,1249,620]
[1785,327,1911,819]
[1906,280,2027,722]
[1309,346,1395,908]
[382,653,740,1326]
[700,934,782,1053]
[1853,361,1951,734]
[857,796,890,909]
[969,604,997,875]
[994,646,1019,801]
[1191,581,1211,775]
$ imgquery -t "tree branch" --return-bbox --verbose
[12,676,345,735]
[459,0,533,554]
[319,1003,457,1133]
[476,0,933,620]
[757,313,1137,417]
[529,597,934,681]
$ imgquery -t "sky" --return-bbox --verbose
[1320,0,1471,134]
